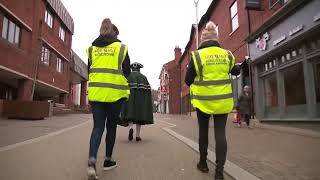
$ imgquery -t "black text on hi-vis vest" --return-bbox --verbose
[94,47,116,57]
[205,54,229,66]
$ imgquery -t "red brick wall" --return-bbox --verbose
[207,0,249,63]
[0,0,34,28]
[168,65,181,114]
[0,0,73,95]
[0,15,34,77]
[249,0,283,34]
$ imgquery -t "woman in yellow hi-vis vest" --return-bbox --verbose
[86,18,131,180]
[185,21,242,180]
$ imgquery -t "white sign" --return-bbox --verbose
[314,13,320,22]
[273,35,286,46]
[289,25,304,36]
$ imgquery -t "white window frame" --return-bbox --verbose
[216,25,219,37]
[230,1,239,33]
[41,46,50,65]
[56,57,64,73]
[45,10,53,28]
[2,16,21,45]
[58,26,65,41]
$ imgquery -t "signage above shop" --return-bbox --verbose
[256,32,270,51]
[314,13,320,22]
[289,25,304,36]
[273,35,286,46]
[245,0,261,10]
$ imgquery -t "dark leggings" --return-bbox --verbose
[196,109,228,169]
[243,114,250,126]
[89,99,124,160]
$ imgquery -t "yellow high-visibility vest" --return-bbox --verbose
[190,46,235,114]
[86,42,130,102]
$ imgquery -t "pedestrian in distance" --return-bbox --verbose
[237,85,252,128]
[86,18,131,180]
[119,62,154,141]
[185,21,243,180]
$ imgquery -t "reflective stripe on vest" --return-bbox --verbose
[88,82,130,90]
[191,93,233,101]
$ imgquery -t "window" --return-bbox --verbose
[262,59,277,72]
[56,58,64,73]
[230,1,239,32]
[264,73,278,108]
[59,26,65,41]
[45,10,53,28]
[279,46,303,65]
[41,47,50,65]
[2,17,20,45]
[283,63,306,105]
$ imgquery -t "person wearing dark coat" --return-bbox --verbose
[237,85,251,127]
[123,62,154,141]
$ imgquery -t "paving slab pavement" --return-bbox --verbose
[0,114,232,180]
[0,114,90,147]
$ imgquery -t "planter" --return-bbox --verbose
[3,100,50,120]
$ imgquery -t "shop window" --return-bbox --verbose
[279,47,302,65]
[314,62,320,103]
[306,37,320,54]
[283,63,306,105]
[281,55,285,64]
[286,53,291,61]
[262,59,277,72]
[264,73,278,108]
[2,17,20,45]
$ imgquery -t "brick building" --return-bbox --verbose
[0,0,87,110]
[159,47,181,114]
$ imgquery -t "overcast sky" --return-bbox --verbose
[61,0,212,89]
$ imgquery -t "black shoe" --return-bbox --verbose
[103,159,117,171]
[197,161,209,173]
[136,137,142,141]
[87,163,98,180]
[128,128,133,141]
[215,168,224,180]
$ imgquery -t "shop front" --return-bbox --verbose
[248,0,320,121]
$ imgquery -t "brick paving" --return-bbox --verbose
[155,114,320,180]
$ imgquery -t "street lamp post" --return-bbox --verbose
[194,0,200,49]
[189,0,200,116]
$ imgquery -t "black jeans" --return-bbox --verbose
[89,99,124,161]
[196,109,228,169]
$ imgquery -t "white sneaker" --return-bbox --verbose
[87,166,98,180]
